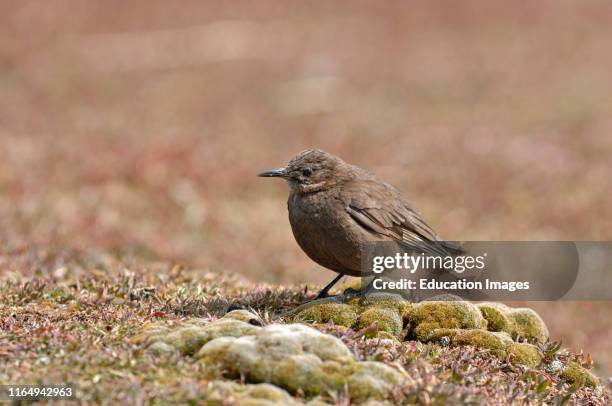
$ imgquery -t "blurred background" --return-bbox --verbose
[0,1,611,374]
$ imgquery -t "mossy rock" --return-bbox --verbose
[561,361,599,388]
[506,343,543,368]
[195,323,403,402]
[294,301,358,327]
[408,301,487,341]
[358,307,403,337]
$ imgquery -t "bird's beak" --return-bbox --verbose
[257,167,288,178]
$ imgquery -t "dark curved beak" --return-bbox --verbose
[257,167,288,178]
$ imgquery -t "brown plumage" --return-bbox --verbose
[258,149,460,298]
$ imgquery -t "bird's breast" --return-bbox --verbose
[287,191,364,276]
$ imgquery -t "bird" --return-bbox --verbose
[258,149,462,299]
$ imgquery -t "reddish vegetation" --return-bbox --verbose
[1,0,611,394]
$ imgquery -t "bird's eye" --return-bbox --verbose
[302,167,314,176]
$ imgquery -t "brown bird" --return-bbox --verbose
[258,149,460,299]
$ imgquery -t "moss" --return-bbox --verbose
[425,293,465,301]
[408,301,487,341]
[362,292,413,316]
[425,328,460,344]
[203,380,297,405]
[129,324,171,346]
[477,303,549,344]
[195,323,403,401]
[506,343,543,368]
[358,307,403,337]
[424,327,543,368]
[147,341,176,355]
[375,331,401,342]
[133,312,262,355]
[294,302,358,327]
[477,302,514,333]
[223,309,264,326]
[508,308,549,343]
[452,330,513,351]
[561,361,599,388]
[347,362,403,402]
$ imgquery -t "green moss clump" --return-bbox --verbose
[294,302,358,327]
[195,323,403,401]
[132,312,262,355]
[408,301,487,341]
[425,328,459,344]
[452,330,513,351]
[362,292,413,316]
[508,308,549,343]
[147,341,176,355]
[506,343,543,368]
[223,309,264,325]
[477,302,514,333]
[425,327,544,369]
[561,361,599,388]
[358,307,403,337]
[130,324,171,346]
[477,303,549,344]
[204,380,296,405]
[347,362,403,402]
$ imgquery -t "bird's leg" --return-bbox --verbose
[314,274,344,299]
[362,276,379,296]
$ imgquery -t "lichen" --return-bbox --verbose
[408,301,487,341]
[358,306,403,337]
[561,361,599,388]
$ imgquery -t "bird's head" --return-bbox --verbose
[258,149,352,193]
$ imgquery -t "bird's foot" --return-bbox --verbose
[341,287,362,302]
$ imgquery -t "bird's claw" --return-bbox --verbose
[341,287,362,302]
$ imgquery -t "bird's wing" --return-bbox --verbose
[345,179,461,257]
